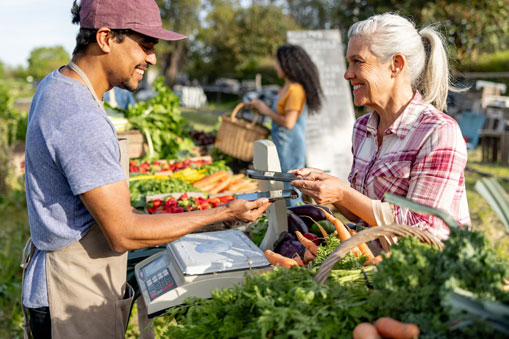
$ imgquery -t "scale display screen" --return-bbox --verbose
[143,255,166,277]
[142,254,177,301]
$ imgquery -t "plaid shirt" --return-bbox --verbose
[348,92,471,239]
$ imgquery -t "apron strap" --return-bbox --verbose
[20,237,36,339]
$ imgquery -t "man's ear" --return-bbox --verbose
[390,54,405,78]
[96,27,113,53]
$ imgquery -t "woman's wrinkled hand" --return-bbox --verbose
[291,171,349,205]
[289,167,324,177]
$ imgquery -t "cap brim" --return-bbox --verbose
[132,27,187,41]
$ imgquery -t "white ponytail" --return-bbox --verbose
[348,13,453,111]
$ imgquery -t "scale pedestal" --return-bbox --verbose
[253,140,288,251]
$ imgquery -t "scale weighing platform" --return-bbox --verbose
[135,229,271,316]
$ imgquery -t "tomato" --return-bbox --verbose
[303,233,320,246]
[152,199,162,208]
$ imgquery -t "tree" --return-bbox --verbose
[0,60,4,79]
[157,0,201,85]
[27,46,70,80]
[326,0,508,62]
[191,0,299,82]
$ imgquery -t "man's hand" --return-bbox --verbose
[226,198,271,222]
[291,171,349,205]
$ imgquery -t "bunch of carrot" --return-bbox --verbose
[353,317,420,339]
[316,207,374,260]
[192,170,258,194]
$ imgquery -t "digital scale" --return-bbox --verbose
[135,140,290,316]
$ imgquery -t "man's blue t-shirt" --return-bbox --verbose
[23,68,126,308]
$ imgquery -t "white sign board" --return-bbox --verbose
[287,30,355,182]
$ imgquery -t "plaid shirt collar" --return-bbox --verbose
[365,91,424,139]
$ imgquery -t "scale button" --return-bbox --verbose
[163,270,169,276]
[151,277,157,283]
[147,280,152,286]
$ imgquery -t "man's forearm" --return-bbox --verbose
[117,206,232,251]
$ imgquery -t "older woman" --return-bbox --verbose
[291,13,470,240]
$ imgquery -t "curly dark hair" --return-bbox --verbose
[70,0,132,57]
[276,44,323,114]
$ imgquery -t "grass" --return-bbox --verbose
[1,120,508,337]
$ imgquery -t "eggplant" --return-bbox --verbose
[275,239,305,258]
[287,210,309,235]
[288,204,332,228]
[273,231,295,253]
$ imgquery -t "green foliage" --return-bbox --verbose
[282,0,508,62]
[312,235,366,270]
[0,60,4,78]
[0,189,29,338]
[27,46,70,80]
[189,1,299,82]
[127,77,195,159]
[459,50,509,73]
[369,228,509,338]
[163,267,373,338]
[129,178,199,210]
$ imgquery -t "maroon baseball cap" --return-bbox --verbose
[79,0,187,41]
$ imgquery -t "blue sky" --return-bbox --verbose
[0,0,78,68]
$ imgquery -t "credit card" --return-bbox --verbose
[236,189,298,201]
[247,169,301,182]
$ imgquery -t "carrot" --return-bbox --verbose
[316,207,362,257]
[264,250,299,268]
[315,223,329,243]
[353,323,381,339]
[363,255,383,266]
[374,317,420,339]
[193,170,228,188]
[349,229,375,260]
[208,177,233,194]
[292,253,305,267]
[303,248,315,264]
[295,231,319,256]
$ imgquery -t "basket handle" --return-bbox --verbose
[231,102,264,127]
[314,224,444,284]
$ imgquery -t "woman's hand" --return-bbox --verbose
[291,171,350,205]
[249,98,270,116]
[289,167,324,177]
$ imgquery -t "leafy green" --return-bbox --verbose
[129,178,199,209]
[127,77,195,159]
[312,235,366,270]
[368,228,509,338]
[163,267,373,338]
[249,214,268,246]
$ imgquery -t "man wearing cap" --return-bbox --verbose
[21,0,270,338]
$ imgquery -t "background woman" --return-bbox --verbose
[249,44,323,206]
[291,13,470,240]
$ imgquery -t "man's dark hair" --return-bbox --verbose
[71,0,132,56]
[276,44,323,114]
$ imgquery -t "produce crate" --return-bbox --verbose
[145,192,248,233]
[118,130,146,159]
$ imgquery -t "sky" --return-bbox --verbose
[0,0,78,68]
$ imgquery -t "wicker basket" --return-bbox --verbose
[214,103,270,162]
[314,224,444,284]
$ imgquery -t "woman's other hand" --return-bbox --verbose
[291,171,349,205]
[249,98,270,115]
